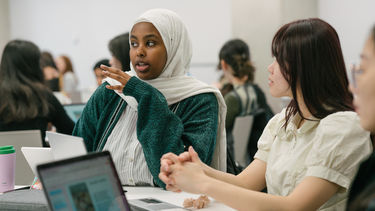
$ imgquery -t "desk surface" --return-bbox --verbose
[0,186,233,211]
[124,186,233,210]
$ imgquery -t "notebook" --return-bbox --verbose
[0,130,43,185]
[37,151,182,211]
[46,132,87,160]
[63,103,86,123]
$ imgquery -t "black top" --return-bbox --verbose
[347,152,375,210]
[0,91,74,146]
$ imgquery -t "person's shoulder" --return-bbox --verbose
[93,82,116,96]
[319,111,359,126]
[316,111,369,141]
[183,92,217,103]
[224,90,238,101]
[266,108,286,131]
[178,93,218,111]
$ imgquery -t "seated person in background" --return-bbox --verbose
[219,39,273,168]
[159,18,372,210]
[347,24,375,211]
[55,55,79,92]
[0,40,74,146]
[108,32,131,71]
[73,8,226,187]
[40,51,60,91]
[93,59,110,86]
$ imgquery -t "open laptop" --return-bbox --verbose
[37,151,182,211]
[21,147,54,176]
[63,103,86,123]
[0,130,43,185]
[46,132,87,160]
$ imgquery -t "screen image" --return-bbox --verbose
[39,154,128,211]
[69,183,94,211]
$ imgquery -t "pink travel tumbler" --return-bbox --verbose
[0,145,16,193]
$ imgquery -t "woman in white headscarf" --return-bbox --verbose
[73,8,226,188]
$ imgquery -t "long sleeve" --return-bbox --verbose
[48,93,74,135]
[72,83,119,151]
[123,77,219,187]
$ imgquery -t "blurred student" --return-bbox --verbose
[219,39,273,168]
[40,51,60,91]
[73,9,226,187]
[347,24,375,211]
[55,55,79,92]
[93,59,110,86]
[0,40,74,146]
[108,32,131,71]
[160,18,372,210]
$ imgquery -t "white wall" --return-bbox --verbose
[318,0,375,66]
[8,0,231,88]
[232,0,318,113]
[0,0,10,59]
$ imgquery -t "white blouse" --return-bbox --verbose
[103,105,154,186]
[254,109,372,210]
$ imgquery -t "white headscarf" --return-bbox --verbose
[105,8,226,171]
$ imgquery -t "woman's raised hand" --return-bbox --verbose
[101,65,131,92]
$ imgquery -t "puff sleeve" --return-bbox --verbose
[304,111,372,191]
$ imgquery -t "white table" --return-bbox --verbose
[1,186,234,210]
[124,186,234,210]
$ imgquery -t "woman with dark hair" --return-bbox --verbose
[55,55,78,92]
[159,18,372,210]
[219,39,273,169]
[0,40,74,146]
[108,32,130,72]
[347,25,375,211]
[40,51,60,91]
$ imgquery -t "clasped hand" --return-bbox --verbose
[159,146,209,194]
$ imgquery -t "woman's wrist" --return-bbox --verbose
[203,163,216,177]
[199,175,213,195]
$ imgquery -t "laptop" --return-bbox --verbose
[63,103,86,123]
[37,151,182,211]
[0,130,43,185]
[21,147,54,176]
[46,132,87,160]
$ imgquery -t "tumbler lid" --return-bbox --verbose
[0,145,15,154]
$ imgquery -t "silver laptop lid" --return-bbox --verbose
[0,130,43,185]
[46,132,87,160]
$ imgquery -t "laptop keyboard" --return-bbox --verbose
[129,204,149,211]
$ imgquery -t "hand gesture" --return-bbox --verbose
[101,65,131,92]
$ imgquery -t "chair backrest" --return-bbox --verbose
[0,130,43,185]
[232,115,254,167]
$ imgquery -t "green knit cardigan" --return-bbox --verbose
[73,77,219,187]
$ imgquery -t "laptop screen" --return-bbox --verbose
[63,104,86,123]
[37,151,130,211]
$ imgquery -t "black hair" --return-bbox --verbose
[40,51,57,69]
[0,40,50,123]
[218,39,255,82]
[108,32,130,72]
[272,18,353,128]
[93,59,110,70]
